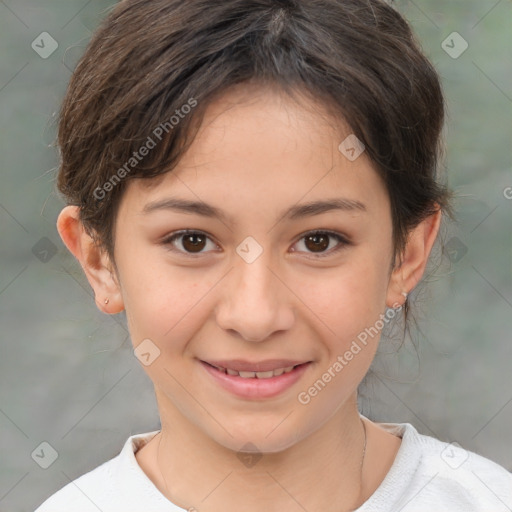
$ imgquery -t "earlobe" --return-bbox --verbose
[386,207,442,308]
[56,206,125,314]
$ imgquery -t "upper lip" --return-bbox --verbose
[201,359,311,372]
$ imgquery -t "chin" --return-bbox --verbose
[207,417,307,456]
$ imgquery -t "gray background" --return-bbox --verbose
[0,1,511,510]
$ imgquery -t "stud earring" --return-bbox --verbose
[104,298,109,305]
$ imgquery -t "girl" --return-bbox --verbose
[36,0,512,510]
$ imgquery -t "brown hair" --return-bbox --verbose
[56,0,455,327]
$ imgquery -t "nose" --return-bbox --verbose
[215,249,295,342]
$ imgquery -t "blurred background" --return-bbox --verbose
[0,0,511,510]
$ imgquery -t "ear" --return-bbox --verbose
[386,207,442,308]
[56,206,124,314]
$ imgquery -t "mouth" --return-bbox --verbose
[199,359,312,399]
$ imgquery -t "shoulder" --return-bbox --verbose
[34,430,167,512]
[34,455,118,511]
[366,420,512,512]
[418,430,511,504]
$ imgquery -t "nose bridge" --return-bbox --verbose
[216,240,293,341]
[236,248,275,302]
[233,234,277,298]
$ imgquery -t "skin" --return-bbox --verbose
[57,84,441,512]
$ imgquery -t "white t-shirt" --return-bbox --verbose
[34,418,512,512]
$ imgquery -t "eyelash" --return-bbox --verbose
[160,229,350,259]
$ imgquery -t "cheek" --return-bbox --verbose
[297,254,388,343]
[294,260,387,416]
[119,253,210,350]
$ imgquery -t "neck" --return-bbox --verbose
[148,391,370,512]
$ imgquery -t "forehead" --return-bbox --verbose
[120,85,389,219]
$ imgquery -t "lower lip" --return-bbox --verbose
[200,361,311,399]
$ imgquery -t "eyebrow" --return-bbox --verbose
[141,197,367,223]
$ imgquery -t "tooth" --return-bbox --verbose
[238,370,256,378]
[223,366,299,378]
[255,370,274,379]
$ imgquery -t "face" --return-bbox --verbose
[111,85,398,453]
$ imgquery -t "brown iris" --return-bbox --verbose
[304,233,329,253]
[181,233,207,253]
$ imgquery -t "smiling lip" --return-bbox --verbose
[199,359,312,399]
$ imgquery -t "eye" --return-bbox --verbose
[291,230,350,258]
[161,230,218,256]
[161,229,350,259]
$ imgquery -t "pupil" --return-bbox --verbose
[306,234,328,252]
